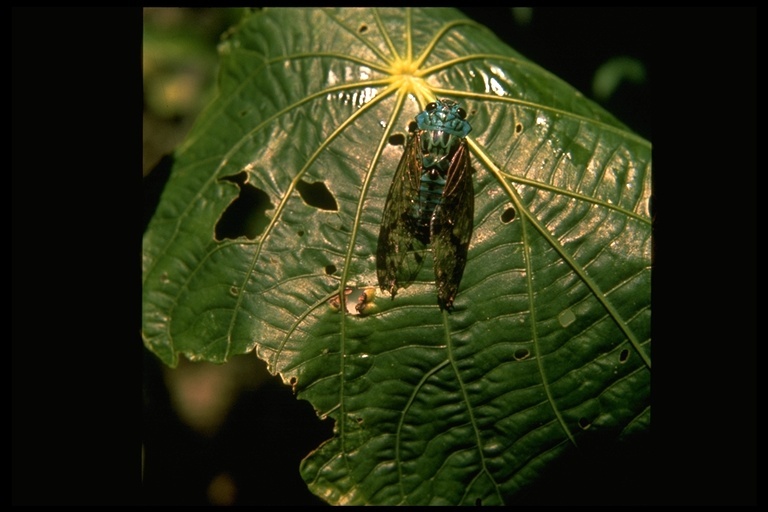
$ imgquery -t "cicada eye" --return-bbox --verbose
[425,102,437,112]
[457,108,467,120]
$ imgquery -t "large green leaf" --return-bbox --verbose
[142,7,651,505]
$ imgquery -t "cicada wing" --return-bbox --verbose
[376,132,426,300]
[430,140,474,311]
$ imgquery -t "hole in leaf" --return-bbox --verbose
[501,207,516,223]
[515,122,523,134]
[297,229,305,237]
[388,133,406,146]
[513,348,530,361]
[578,417,592,430]
[619,348,630,363]
[324,264,337,275]
[296,180,338,211]
[358,23,368,34]
[216,172,273,240]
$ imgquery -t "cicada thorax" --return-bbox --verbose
[418,128,462,171]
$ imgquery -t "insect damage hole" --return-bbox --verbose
[216,172,273,240]
[388,132,406,147]
[500,207,516,223]
[513,348,530,361]
[324,264,337,275]
[288,376,298,393]
[357,23,368,34]
[619,348,630,363]
[296,180,338,211]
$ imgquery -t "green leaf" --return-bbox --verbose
[142,7,651,506]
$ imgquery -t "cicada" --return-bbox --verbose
[376,99,474,311]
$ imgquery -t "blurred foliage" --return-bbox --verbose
[592,57,646,102]
[143,8,244,175]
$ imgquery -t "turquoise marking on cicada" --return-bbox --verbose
[411,169,447,230]
[415,100,471,171]
[376,99,474,311]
